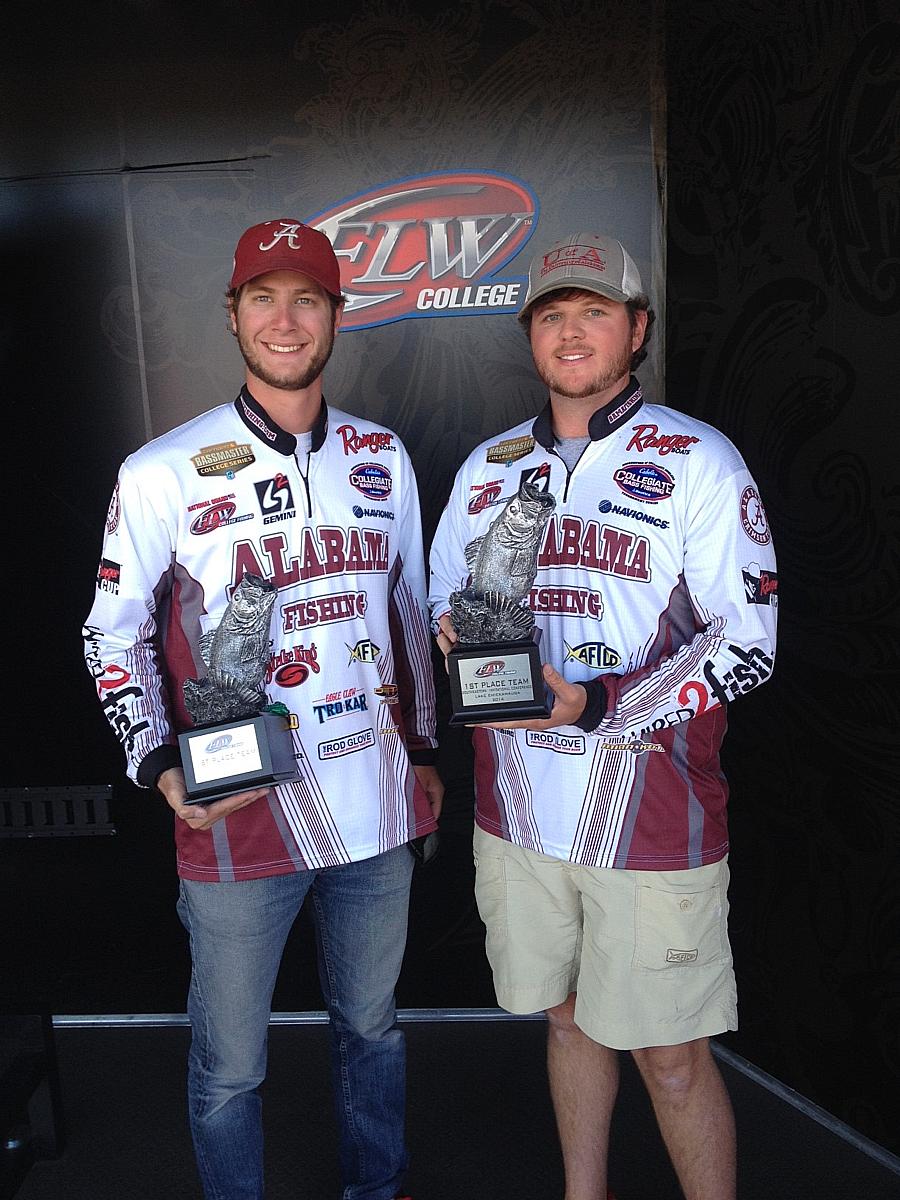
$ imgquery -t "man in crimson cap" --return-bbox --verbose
[429,231,777,1200]
[83,219,443,1200]
[226,219,346,400]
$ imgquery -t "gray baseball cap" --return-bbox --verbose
[519,232,644,315]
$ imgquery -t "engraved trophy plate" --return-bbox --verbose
[447,479,556,726]
[178,711,299,805]
[447,636,548,726]
[179,572,300,804]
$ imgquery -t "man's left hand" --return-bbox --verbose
[413,764,444,821]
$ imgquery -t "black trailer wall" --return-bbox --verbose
[2,0,897,1161]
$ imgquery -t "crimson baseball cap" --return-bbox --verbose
[229,219,343,298]
[519,232,644,315]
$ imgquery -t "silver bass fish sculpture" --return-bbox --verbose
[450,478,556,643]
[183,571,277,725]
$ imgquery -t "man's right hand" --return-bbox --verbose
[156,766,269,831]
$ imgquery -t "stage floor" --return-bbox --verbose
[9,1014,900,1200]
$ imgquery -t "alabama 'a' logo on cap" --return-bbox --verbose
[258,223,305,251]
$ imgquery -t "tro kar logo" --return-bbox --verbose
[308,171,538,329]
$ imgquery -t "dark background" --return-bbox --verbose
[2,0,898,1163]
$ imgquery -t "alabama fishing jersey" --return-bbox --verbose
[428,378,777,871]
[84,390,438,880]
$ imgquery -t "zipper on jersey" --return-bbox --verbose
[562,453,575,503]
[295,449,312,517]
[559,435,617,502]
[550,445,582,504]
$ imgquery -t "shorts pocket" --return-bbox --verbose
[473,839,510,942]
[633,880,728,971]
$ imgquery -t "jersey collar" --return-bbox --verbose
[234,386,330,455]
[532,376,644,448]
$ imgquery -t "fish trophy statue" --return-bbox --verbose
[447,478,556,725]
[177,572,300,804]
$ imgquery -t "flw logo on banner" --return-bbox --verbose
[308,171,538,330]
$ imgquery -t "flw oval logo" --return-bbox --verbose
[191,502,237,535]
[475,660,506,677]
[309,171,538,330]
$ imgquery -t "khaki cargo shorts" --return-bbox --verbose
[473,825,737,1051]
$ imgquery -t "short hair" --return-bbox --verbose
[518,287,655,372]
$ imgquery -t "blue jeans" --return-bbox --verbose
[176,844,414,1200]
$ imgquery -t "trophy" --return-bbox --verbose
[178,572,300,804]
[447,478,556,726]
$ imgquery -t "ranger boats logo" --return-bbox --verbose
[309,171,537,330]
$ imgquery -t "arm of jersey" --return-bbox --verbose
[592,467,777,739]
[388,445,438,763]
[82,462,180,786]
[427,458,473,631]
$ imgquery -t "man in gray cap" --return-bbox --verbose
[429,232,777,1199]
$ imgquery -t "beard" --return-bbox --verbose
[236,324,336,392]
[535,342,633,400]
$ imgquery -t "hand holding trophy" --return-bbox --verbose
[446,478,556,725]
[178,572,300,803]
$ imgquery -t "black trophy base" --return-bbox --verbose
[178,711,299,805]
[447,637,550,726]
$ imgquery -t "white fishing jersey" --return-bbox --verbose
[84,390,438,881]
[428,378,777,870]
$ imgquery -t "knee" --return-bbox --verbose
[545,992,579,1037]
[331,993,398,1043]
[189,1035,267,1093]
[632,1040,711,1098]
